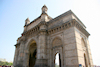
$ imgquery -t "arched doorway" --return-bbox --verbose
[84,54,88,67]
[52,37,62,67]
[29,40,37,67]
[55,53,61,67]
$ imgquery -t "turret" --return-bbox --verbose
[41,5,48,22]
[24,18,30,32]
[25,18,30,26]
[41,5,48,14]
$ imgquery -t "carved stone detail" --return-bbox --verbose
[52,38,62,47]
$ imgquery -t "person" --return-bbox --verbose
[2,65,6,67]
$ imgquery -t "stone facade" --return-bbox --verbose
[13,5,93,67]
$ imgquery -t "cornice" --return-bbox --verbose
[38,21,48,26]
[39,29,47,35]
[22,21,48,35]
[47,10,86,29]
[22,26,40,37]
[74,20,90,37]
[48,19,74,34]
[22,19,90,38]
[48,19,90,37]
[14,43,20,48]
[47,10,72,24]
[24,16,41,27]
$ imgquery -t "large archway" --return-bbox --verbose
[28,40,37,67]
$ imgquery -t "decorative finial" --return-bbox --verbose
[42,5,48,14]
[25,17,30,25]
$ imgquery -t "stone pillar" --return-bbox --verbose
[13,43,20,67]
[17,40,25,67]
[23,51,29,67]
[13,46,17,66]
[34,24,48,67]
[64,27,79,67]
[86,39,93,67]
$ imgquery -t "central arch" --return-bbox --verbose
[28,40,37,67]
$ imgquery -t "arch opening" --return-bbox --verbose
[84,54,88,67]
[55,53,61,67]
[28,40,37,67]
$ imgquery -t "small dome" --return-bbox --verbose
[25,18,30,25]
[26,18,30,21]
[41,5,48,14]
[42,5,48,9]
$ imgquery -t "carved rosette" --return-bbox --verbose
[52,38,62,47]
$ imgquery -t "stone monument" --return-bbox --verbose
[13,5,93,67]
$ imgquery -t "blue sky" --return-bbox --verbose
[0,0,100,65]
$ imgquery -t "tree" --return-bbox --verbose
[0,61,13,66]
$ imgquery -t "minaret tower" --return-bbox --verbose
[25,18,30,25]
[42,5,48,14]
[34,5,48,67]
[24,18,30,32]
[41,5,48,22]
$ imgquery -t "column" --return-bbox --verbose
[13,46,17,66]
[17,40,25,67]
[13,43,20,67]
[34,25,48,67]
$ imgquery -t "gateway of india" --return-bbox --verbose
[13,5,93,67]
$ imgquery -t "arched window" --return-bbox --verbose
[55,53,61,67]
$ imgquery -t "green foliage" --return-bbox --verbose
[0,61,13,66]
[55,65,59,67]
